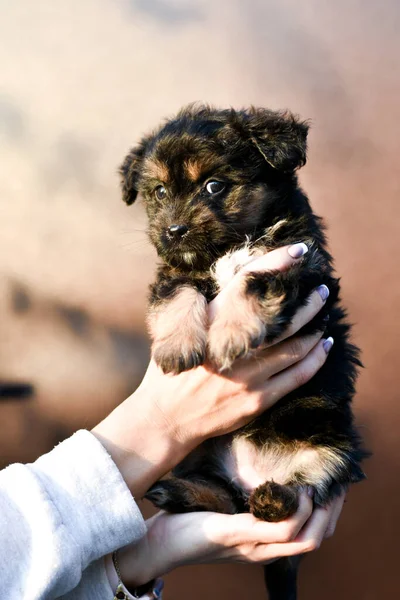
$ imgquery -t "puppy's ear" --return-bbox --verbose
[119,137,150,205]
[240,108,309,173]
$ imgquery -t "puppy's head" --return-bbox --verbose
[120,104,309,270]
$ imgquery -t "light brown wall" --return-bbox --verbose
[1,1,399,598]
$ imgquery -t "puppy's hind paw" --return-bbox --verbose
[249,481,299,522]
[145,477,237,514]
[145,480,182,512]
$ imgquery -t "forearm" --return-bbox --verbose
[92,383,191,500]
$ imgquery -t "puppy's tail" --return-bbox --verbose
[264,557,300,600]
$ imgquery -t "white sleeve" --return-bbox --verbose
[61,555,164,600]
[0,430,147,599]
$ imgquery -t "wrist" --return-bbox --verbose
[105,552,164,598]
[117,513,177,587]
[92,387,189,499]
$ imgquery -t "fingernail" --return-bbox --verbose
[288,243,308,258]
[307,486,315,498]
[322,313,330,323]
[317,284,330,302]
[323,337,334,354]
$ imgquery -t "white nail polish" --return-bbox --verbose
[288,243,309,258]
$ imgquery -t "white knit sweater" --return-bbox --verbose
[0,430,162,599]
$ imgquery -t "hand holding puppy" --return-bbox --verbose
[93,244,330,500]
[118,491,346,589]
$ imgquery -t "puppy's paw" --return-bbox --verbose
[153,334,206,374]
[145,480,184,512]
[145,477,237,514]
[148,286,208,374]
[249,481,299,522]
[207,316,266,371]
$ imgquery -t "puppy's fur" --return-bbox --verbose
[120,104,367,599]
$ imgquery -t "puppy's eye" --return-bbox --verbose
[205,181,225,195]
[155,185,167,200]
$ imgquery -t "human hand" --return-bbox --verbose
[118,491,346,587]
[93,243,332,498]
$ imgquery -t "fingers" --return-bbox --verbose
[165,493,342,568]
[241,243,309,275]
[270,285,329,346]
[266,503,332,559]
[287,504,332,554]
[264,337,331,407]
[270,491,314,543]
[247,246,326,348]
[240,331,324,385]
[234,491,313,545]
[265,495,346,560]
[324,493,346,538]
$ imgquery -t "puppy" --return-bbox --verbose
[119,104,367,599]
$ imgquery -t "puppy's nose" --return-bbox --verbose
[167,224,189,239]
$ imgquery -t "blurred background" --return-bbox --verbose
[0,1,399,598]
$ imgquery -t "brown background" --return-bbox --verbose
[0,1,399,598]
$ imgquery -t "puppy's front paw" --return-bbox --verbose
[208,315,266,371]
[149,286,208,374]
[153,333,206,374]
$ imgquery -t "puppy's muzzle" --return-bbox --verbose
[166,224,189,240]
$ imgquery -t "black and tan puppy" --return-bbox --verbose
[119,104,367,599]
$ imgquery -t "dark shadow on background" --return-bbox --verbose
[0,95,27,143]
[126,0,203,25]
[1,277,151,468]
